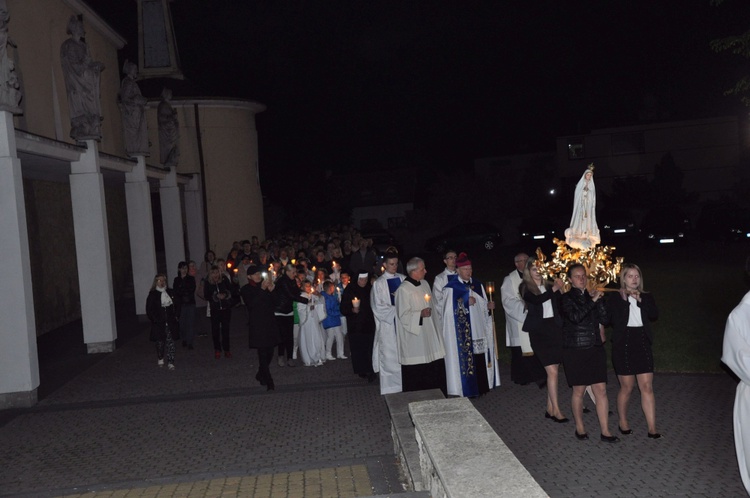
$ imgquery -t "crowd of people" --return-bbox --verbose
[143,225,662,443]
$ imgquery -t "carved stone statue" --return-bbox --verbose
[60,15,105,141]
[564,164,601,250]
[117,60,148,156]
[157,87,179,167]
[0,1,20,113]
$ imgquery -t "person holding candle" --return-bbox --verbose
[440,253,499,397]
[371,252,405,394]
[322,280,347,360]
[395,257,446,394]
[520,258,568,422]
[297,280,326,366]
[240,265,280,391]
[342,272,376,381]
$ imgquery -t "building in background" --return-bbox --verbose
[1,0,264,408]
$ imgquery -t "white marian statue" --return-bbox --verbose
[564,164,600,250]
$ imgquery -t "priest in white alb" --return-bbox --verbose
[371,252,405,395]
[722,289,750,494]
[441,252,500,397]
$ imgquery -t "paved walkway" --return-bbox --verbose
[0,300,745,497]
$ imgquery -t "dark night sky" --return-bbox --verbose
[87,0,750,196]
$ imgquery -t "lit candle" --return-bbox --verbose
[424,293,431,304]
[312,266,317,272]
[352,296,361,308]
[291,259,297,265]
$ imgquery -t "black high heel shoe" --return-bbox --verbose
[575,431,589,440]
[619,426,633,435]
[546,412,569,423]
[267,380,275,391]
[647,432,663,439]
[600,434,620,443]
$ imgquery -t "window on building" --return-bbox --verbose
[611,132,645,155]
[568,140,584,159]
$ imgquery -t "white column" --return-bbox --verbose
[184,174,206,263]
[70,140,117,353]
[0,111,39,408]
[125,156,157,315]
[160,167,185,282]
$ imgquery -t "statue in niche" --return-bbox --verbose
[117,60,148,156]
[0,1,21,113]
[60,15,105,141]
[157,87,179,167]
[564,164,601,250]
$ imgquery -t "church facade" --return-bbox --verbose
[0,0,265,408]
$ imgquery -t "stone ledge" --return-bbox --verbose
[0,388,37,410]
[409,397,548,498]
[384,389,445,491]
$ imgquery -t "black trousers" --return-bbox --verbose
[402,358,447,396]
[275,315,294,359]
[257,346,274,384]
[210,308,231,352]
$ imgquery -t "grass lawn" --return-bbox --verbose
[422,239,749,374]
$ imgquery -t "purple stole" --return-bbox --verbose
[446,278,485,397]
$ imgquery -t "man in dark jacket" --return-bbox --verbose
[559,263,618,443]
[272,263,309,367]
[241,265,280,391]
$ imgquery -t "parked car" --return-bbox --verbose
[425,223,502,253]
[640,207,691,246]
[599,208,638,239]
[519,216,563,244]
[697,202,750,244]
[362,230,402,255]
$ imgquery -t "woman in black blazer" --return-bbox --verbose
[605,263,661,439]
[520,258,568,423]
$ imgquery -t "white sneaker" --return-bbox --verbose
[157,359,164,367]
[168,363,175,371]
[337,355,348,360]
[315,360,324,366]
[326,354,336,361]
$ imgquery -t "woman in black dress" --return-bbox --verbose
[173,261,196,350]
[341,272,377,382]
[520,258,568,423]
[560,264,617,442]
[204,266,234,359]
[240,265,281,391]
[146,274,179,370]
[605,263,661,438]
